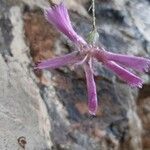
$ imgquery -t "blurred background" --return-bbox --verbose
[0,0,150,149]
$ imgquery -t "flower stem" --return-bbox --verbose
[86,0,99,45]
[92,0,96,30]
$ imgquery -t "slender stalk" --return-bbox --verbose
[92,0,96,30]
[87,0,99,45]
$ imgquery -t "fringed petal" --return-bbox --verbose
[107,52,150,72]
[35,51,82,69]
[44,3,86,45]
[105,61,143,88]
[84,58,98,115]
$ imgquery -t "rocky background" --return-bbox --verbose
[0,0,150,149]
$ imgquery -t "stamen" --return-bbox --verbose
[74,54,89,67]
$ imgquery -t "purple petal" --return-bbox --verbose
[93,48,108,63]
[44,3,86,45]
[107,52,150,72]
[105,61,143,88]
[35,51,82,69]
[84,59,98,115]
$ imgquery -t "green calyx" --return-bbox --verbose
[86,29,99,45]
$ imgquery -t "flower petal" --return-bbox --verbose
[107,52,150,72]
[35,51,82,69]
[84,59,98,115]
[105,61,143,88]
[44,3,86,45]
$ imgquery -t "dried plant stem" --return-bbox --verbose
[92,0,96,30]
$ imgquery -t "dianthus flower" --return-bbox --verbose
[35,3,150,115]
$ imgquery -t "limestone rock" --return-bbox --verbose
[0,0,150,150]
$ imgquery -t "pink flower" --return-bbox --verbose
[35,3,150,115]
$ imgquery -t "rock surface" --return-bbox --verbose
[0,0,150,150]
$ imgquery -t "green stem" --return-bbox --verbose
[92,0,96,30]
